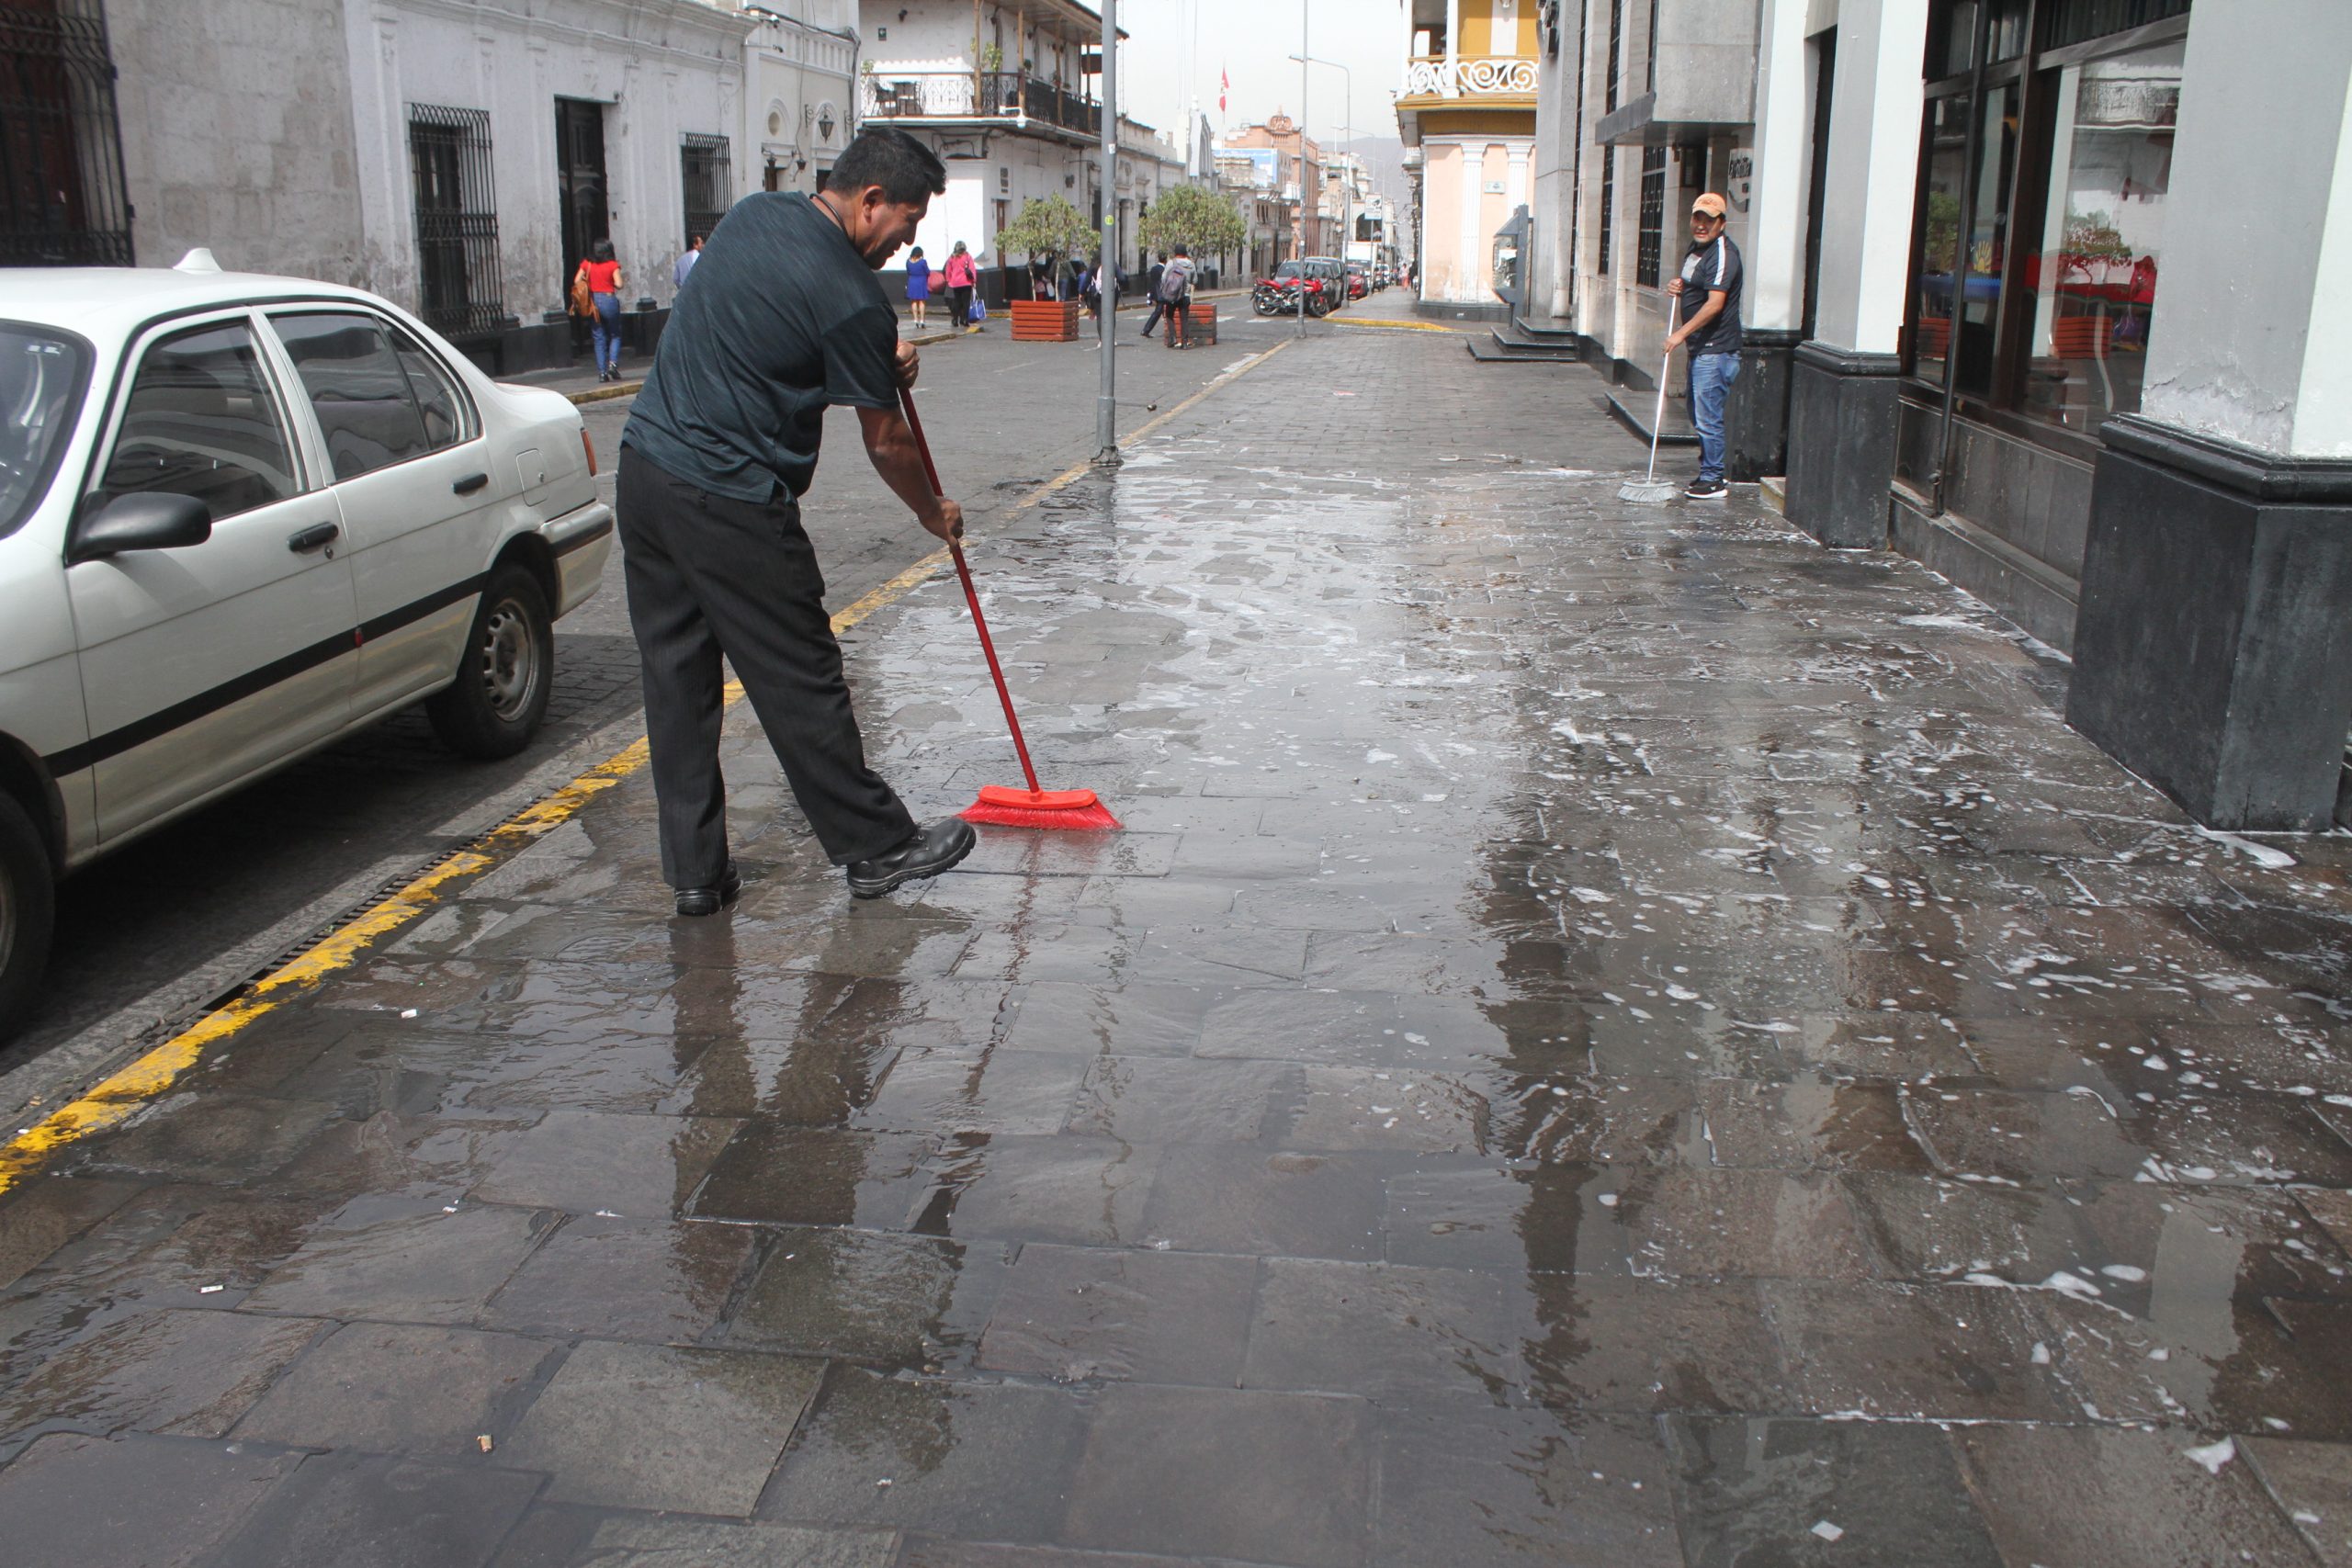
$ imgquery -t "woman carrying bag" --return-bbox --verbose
[576,239,626,382]
[943,242,979,334]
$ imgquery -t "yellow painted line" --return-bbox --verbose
[0,339,1295,1199]
[1328,316,1464,334]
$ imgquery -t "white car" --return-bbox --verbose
[0,255,613,1034]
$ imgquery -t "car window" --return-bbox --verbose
[96,321,300,521]
[271,311,431,479]
[0,324,88,540]
[388,325,474,450]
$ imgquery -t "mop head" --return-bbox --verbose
[960,784,1122,830]
[1618,477,1679,503]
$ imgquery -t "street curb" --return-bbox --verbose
[568,381,642,404]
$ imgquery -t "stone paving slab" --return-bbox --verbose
[3,322,2352,1564]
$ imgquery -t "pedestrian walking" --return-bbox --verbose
[943,241,979,333]
[1079,256,1102,321]
[905,244,931,328]
[1139,253,1167,338]
[1159,243,1196,349]
[1665,192,1744,500]
[673,233,704,291]
[616,127,976,910]
[577,239,626,382]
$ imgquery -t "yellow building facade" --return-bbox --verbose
[1396,0,1539,309]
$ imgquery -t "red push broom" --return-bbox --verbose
[897,387,1120,831]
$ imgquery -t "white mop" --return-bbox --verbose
[1618,293,1681,503]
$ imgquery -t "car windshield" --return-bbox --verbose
[0,324,87,540]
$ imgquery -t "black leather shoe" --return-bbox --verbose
[674,862,741,917]
[846,818,975,899]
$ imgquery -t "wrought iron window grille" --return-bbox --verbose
[408,103,505,338]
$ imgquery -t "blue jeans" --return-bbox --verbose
[591,293,621,374]
[1687,350,1741,482]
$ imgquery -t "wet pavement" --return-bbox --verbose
[6,324,2352,1566]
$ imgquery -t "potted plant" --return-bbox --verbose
[996,195,1091,342]
[1137,184,1248,348]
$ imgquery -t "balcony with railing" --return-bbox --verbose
[1398,54,1539,105]
[857,70,1102,141]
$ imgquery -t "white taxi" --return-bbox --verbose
[0,254,613,1035]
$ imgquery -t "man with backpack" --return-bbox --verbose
[1159,244,1196,349]
[1139,254,1168,338]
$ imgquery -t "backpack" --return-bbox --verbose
[1158,260,1193,302]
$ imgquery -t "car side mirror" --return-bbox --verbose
[71,491,212,564]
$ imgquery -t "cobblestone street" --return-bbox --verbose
[6,321,2352,1566]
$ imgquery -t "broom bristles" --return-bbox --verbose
[960,784,1122,831]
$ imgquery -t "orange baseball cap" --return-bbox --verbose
[1691,192,1727,218]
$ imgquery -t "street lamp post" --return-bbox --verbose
[1295,0,1308,337]
[1094,0,1119,465]
[1288,51,1351,314]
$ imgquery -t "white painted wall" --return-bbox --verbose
[2139,0,2352,457]
[1743,0,1813,333]
[1808,0,1926,354]
[744,6,857,196]
[341,0,751,321]
[105,0,367,281]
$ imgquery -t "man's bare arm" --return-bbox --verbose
[858,404,964,543]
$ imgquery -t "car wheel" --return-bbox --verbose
[0,792,55,1043]
[427,562,553,760]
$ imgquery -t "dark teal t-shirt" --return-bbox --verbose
[622,192,899,502]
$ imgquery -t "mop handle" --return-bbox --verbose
[1645,292,1679,484]
[898,388,1045,796]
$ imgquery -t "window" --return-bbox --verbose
[1906,0,2188,440]
[1598,148,1615,275]
[1,0,132,266]
[2021,39,2177,434]
[272,313,434,479]
[97,322,300,520]
[1606,0,1624,113]
[391,326,473,449]
[0,326,88,538]
[1635,145,1667,287]
[408,105,504,336]
[682,133,731,247]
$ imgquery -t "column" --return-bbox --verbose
[1459,141,1487,301]
[1723,0,1815,480]
[1781,0,1927,547]
[2065,1,2352,829]
[1505,141,1529,209]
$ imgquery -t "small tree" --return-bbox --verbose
[1139,184,1248,277]
[995,195,1092,298]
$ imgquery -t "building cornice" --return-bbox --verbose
[364,0,755,65]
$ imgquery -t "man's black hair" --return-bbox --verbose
[829,128,948,205]
[1171,243,1188,256]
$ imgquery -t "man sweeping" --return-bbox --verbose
[1665,191,1744,501]
[616,127,976,912]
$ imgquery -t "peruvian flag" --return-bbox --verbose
[1219,68,1229,115]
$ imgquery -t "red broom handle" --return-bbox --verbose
[897,388,1043,796]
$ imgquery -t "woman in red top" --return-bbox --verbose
[576,239,626,381]
[941,242,979,334]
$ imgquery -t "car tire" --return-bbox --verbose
[0,791,55,1043]
[427,563,554,761]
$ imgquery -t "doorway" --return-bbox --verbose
[1801,28,1836,340]
[556,98,609,353]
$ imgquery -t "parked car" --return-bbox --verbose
[1302,257,1351,308]
[1344,264,1370,300]
[0,254,613,1033]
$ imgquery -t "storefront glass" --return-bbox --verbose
[2020,40,2178,434]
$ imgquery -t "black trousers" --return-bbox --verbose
[616,448,916,882]
[948,284,973,326]
[1140,299,1165,335]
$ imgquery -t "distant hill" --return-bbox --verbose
[1340,135,1410,211]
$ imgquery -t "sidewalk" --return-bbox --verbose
[5,326,2352,1566]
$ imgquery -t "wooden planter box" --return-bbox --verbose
[1166,302,1217,347]
[1009,299,1081,342]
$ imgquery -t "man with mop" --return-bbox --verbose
[616,127,977,912]
[1665,191,1744,501]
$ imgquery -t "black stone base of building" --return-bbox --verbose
[1784,343,1901,548]
[1726,328,1800,483]
[449,309,672,379]
[2067,415,2352,830]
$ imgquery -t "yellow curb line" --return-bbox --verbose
[566,382,641,405]
[0,335,1295,1199]
[1327,316,1464,334]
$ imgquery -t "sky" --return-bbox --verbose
[1113,0,1406,156]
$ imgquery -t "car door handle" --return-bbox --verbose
[452,472,490,496]
[287,523,340,554]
